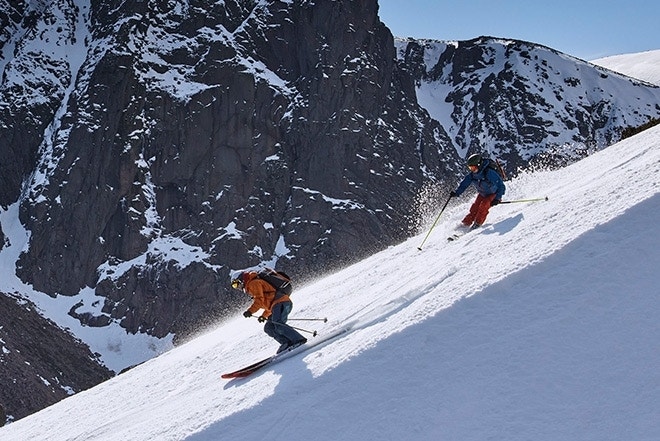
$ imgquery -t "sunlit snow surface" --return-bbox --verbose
[593,49,660,85]
[1,123,658,441]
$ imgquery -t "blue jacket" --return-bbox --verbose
[454,160,506,200]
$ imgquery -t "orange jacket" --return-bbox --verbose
[243,271,290,318]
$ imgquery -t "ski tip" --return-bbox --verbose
[221,371,253,379]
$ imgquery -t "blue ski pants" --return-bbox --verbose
[264,301,305,344]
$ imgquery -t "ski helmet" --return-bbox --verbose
[467,154,482,168]
[231,273,245,290]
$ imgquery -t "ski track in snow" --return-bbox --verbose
[1,126,659,439]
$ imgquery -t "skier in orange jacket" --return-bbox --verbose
[232,271,306,353]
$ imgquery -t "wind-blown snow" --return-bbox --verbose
[592,49,660,86]
[1,122,658,439]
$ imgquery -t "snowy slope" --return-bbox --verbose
[1,126,658,439]
[592,49,660,85]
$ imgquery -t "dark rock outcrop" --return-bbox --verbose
[0,293,113,422]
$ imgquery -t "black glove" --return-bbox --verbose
[491,199,501,206]
[243,310,252,318]
[449,191,457,198]
[258,316,267,323]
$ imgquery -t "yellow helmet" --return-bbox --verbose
[231,273,245,290]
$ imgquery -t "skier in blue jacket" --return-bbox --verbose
[450,154,506,229]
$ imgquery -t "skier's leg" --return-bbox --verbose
[461,197,480,225]
[264,323,289,344]
[264,307,290,345]
[474,194,496,225]
[270,302,305,343]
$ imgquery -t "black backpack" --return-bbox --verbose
[257,268,293,297]
[483,158,507,181]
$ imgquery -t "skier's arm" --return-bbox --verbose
[247,283,267,315]
[454,174,473,196]
[489,169,505,200]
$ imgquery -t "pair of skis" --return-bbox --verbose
[221,326,351,379]
[420,197,549,248]
[447,225,480,241]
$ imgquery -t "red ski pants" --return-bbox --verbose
[462,193,496,226]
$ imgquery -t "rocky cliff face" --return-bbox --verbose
[0,292,113,423]
[1,0,659,422]
[2,0,459,345]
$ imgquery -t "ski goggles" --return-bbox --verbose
[231,279,243,290]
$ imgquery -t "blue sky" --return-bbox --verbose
[378,0,660,60]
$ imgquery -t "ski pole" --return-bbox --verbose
[417,195,453,251]
[287,324,318,337]
[288,317,328,323]
[274,322,318,337]
[263,318,319,337]
[498,197,548,204]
